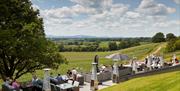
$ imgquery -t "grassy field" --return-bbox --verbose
[15,43,160,81]
[17,43,180,81]
[99,41,109,48]
[58,43,161,74]
[1,43,180,85]
[99,71,180,91]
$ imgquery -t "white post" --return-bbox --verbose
[91,62,98,91]
[147,56,152,70]
[172,54,176,66]
[159,56,164,68]
[43,68,51,91]
[132,60,137,73]
[112,60,119,83]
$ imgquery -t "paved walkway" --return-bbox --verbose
[80,80,116,91]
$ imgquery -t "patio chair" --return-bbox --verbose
[50,83,59,91]
[73,81,80,91]
[77,76,84,85]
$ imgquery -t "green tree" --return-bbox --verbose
[175,39,180,50]
[58,43,65,52]
[118,41,129,49]
[166,33,176,41]
[152,32,165,43]
[165,40,176,52]
[0,0,66,80]
[108,42,117,51]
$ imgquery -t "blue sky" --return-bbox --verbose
[31,0,180,37]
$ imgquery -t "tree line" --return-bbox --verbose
[58,40,140,52]
[152,32,180,52]
[57,32,180,52]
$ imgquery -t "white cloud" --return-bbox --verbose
[70,0,95,6]
[72,4,97,14]
[41,4,97,20]
[32,4,40,11]
[41,7,75,19]
[110,4,129,15]
[126,11,140,19]
[172,0,180,4]
[35,0,180,37]
[137,0,176,15]
[70,0,113,12]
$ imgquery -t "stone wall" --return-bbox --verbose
[123,64,180,81]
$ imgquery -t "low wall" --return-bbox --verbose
[128,64,180,80]
[84,65,180,83]
[83,71,112,83]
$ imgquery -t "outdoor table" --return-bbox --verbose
[61,75,69,81]
[21,84,33,91]
[56,83,75,91]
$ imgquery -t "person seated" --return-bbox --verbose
[56,74,64,84]
[145,58,148,65]
[100,65,107,72]
[67,70,72,78]
[72,68,77,81]
[3,77,14,89]
[4,77,10,85]
[157,63,161,68]
[32,75,43,91]
[11,79,20,90]
[175,58,179,63]
[49,73,58,84]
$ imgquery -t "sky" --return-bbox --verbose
[31,0,180,37]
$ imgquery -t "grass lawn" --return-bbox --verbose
[99,71,180,91]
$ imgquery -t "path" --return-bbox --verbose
[80,81,115,91]
[149,43,166,55]
[153,46,162,54]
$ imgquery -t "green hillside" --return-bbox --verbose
[59,43,160,73]
[16,43,161,82]
[99,71,180,91]
[1,43,179,85]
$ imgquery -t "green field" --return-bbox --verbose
[15,43,160,81]
[58,43,161,74]
[1,43,180,85]
[99,71,180,91]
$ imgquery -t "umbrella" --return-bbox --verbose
[105,53,129,61]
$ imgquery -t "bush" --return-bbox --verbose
[152,32,165,43]
[165,39,180,52]
[108,42,118,51]
[118,40,140,50]
[166,33,176,41]
[175,40,180,50]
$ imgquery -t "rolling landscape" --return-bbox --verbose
[0,0,180,91]
[2,41,179,85]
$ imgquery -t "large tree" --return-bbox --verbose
[108,42,117,51]
[166,33,176,41]
[0,0,66,80]
[152,32,165,43]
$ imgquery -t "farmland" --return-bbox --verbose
[15,43,159,82]
[1,42,179,86]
